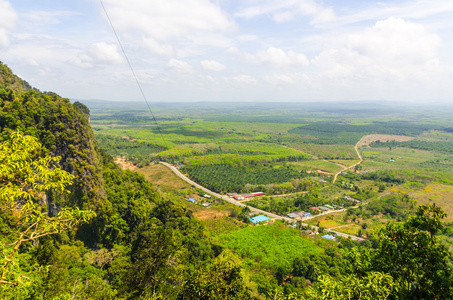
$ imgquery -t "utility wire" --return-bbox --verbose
[99,0,168,149]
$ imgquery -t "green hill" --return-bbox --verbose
[0,61,222,299]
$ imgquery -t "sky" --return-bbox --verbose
[1,0,453,103]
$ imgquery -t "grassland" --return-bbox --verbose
[290,160,343,174]
[388,184,453,222]
[133,163,191,192]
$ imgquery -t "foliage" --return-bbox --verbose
[287,143,357,160]
[87,150,160,248]
[0,61,33,92]
[288,122,433,145]
[220,223,319,271]
[0,84,104,207]
[96,134,166,167]
[2,62,453,299]
[0,131,74,207]
[200,216,247,235]
[419,158,453,171]
[187,164,311,193]
[0,131,95,287]
[370,204,453,299]
[247,192,341,216]
[177,253,253,300]
[122,224,186,299]
[371,139,453,154]
[348,193,413,222]
[159,142,309,162]
[298,272,395,300]
[30,240,117,300]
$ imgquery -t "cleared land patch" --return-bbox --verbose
[115,157,137,171]
[134,163,191,191]
[358,134,415,147]
[290,160,343,174]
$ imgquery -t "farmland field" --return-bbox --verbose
[82,100,453,239]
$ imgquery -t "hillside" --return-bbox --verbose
[1,62,452,299]
[0,62,34,93]
[0,62,227,299]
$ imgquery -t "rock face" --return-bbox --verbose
[0,61,105,209]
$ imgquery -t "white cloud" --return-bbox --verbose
[102,0,236,54]
[0,0,17,48]
[143,38,174,57]
[167,58,194,73]
[2,0,452,102]
[235,0,334,25]
[76,42,124,68]
[232,74,257,84]
[201,60,226,71]
[335,0,453,27]
[311,17,444,92]
[247,47,309,68]
[347,17,441,65]
[26,58,39,67]
[264,74,295,84]
[88,42,124,64]
[21,10,81,26]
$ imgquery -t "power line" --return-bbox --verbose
[99,0,168,149]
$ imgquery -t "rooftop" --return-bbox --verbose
[250,215,270,224]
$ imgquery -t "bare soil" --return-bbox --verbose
[194,209,229,220]
[114,157,137,171]
[358,134,415,147]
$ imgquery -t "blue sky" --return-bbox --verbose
[1,0,452,103]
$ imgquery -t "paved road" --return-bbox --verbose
[160,162,364,241]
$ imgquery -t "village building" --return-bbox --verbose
[250,215,270,224]
[322,234,335,240]
[287,213,301,219]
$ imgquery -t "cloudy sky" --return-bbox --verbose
[1,0,453,103]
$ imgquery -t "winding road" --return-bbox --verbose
[159,161,364,241]
[331,135,365,183]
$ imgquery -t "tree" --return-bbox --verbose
[302,272,395,300]
[0,131,95,286]
[372,204,452,299]
[122,223,185,299]
[177,252,252,300]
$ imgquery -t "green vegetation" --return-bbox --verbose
[0,63,232,299]
[96,135,166,167]
[287,143,357,160]
[2,61,453,299]
[288,121,434,145]
[371,139,453,154]
[246,192,343,216]
[220,223,320,271]
[187,165,311,193]
[0,132,95,287]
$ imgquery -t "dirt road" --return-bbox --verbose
[332,135,365,183]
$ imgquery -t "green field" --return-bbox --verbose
[84,100,453,230]
[219,223,320,270]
